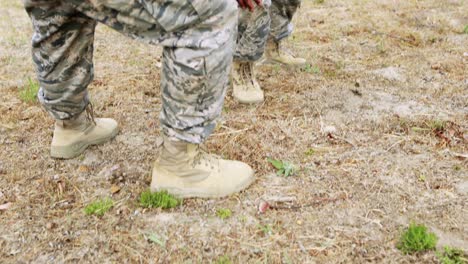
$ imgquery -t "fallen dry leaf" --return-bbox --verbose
[110,185,121,194]
[78,165,90,173]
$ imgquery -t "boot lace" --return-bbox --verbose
[85,103,97,125]
[57,103,96,129]
[192,145,219,170]
[238,62,256,91]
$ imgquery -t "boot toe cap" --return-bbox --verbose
[233,90,264,104]
[97,118,118,131]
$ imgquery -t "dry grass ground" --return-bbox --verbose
[0,0,467,263]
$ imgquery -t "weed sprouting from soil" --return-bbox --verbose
[437,246,467,264]
[267,158,296,177]
[304,148,315,156]
[427,119,447,132]
[258,224,274,236]
[139,190,181,209]
[84,198,114,216]
[303,63,320,74]
[397,222,438,254]
[19,77,39,103]
[392,117,465,147]
[215,256,232,264]
[216,208,232,220]
[146,233,166,248]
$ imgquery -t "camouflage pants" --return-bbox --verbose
[235,0,272,61]
[23,0,237,144]
[235,0,301,61]
[270,0,301,41]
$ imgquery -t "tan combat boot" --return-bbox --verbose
[266,39,306,66]
[151,137,255,198]
[50,105,119,159]
[232,61,264,104]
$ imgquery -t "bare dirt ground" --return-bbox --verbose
[1,0,467,263]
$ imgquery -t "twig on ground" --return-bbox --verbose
[212,127,252,137]
[372,30,418,46]
[267,192,348,211]
[450,151,468,159]
[334,135,357,148]
[385,139,406,152]
[62,176,85,201]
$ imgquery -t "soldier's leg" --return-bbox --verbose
[158,3,239,143]
[269,0,301,41]
[69,0,240,143]
[235,0,272,62]
[24,1,95,120]
[65,0,254,197]
[24,0,118,159]
[266,0,306,65]
[152,1,254,197]
[233,0,271,104]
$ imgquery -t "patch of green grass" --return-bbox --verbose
[19,77,39,103]
[304,148,315,156]
[84,198,114,216]
[146,232,166,248]
[315,0,325,4]
[427,119,447,132]
[215,255,232,264]
[437,246,467,264]
[258,224,273,236]
[463,25,468,34]
[216,208,232,220]
[139,190,181,209]
[303,63,320,74]
[418,174,426,182]
[397,222,438,254]
[267,158,296,177]
[399,118,449,135]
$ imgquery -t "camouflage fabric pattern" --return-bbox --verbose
[235,0,300,62]
[235,0,271,61]
[270,0,301,41]
[23,0,238,144]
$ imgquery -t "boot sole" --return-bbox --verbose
[50,127,119,159]
[234,97,264,104]
[153,174,256,199]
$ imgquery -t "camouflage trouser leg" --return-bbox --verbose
[23,0,237,144]
[270,0,301,41]
[234,0,271,62]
